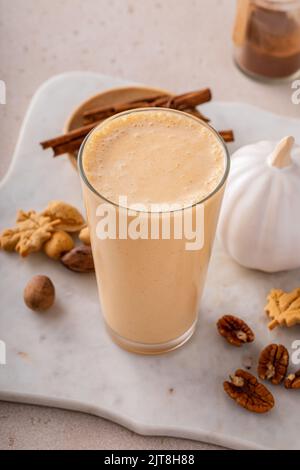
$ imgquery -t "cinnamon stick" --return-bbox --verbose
[53,129,233,156]
[219,130,234,143]
[41,121,100,150]
[168,89,212,109]
[42,124,234,157]
[53,137,86,157]
[184,108,210,123]
[83,89,212,123]
[83,94,169,122]
[40,88,234,157]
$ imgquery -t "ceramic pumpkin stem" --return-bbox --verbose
[269,136,294,169]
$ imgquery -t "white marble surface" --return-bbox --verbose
[0,72,300,450]
[0,0,299,451]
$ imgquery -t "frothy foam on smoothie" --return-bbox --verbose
[82,109,225,208]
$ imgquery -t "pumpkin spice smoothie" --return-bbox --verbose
[79,108,229,354]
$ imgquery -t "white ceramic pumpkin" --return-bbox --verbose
[218,136,300,272]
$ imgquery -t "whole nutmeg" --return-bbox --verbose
[44,230,74,260]
[23,275,55,311]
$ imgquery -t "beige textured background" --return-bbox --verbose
[0,0,299,450]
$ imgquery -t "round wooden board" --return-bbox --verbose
[64,85,169,170]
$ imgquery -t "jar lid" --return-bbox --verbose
[254,0,300,11]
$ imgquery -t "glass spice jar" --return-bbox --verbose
[233,0,300,81]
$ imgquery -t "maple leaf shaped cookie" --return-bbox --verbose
[265,288,300,330]
[0,210,60,257]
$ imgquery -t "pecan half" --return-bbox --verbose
[258,344,289,385]
[224,369,274,413]
[217,315,255,347]
[284,371,300,389]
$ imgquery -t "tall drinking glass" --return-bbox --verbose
[78,108,230,354]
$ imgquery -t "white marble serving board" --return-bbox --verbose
[1,72,300,450]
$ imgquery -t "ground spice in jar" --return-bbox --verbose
[233,0,300,80]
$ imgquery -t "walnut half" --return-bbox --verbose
[258,344,289,385]
[224,369,274,413]
[217,315,255,347]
